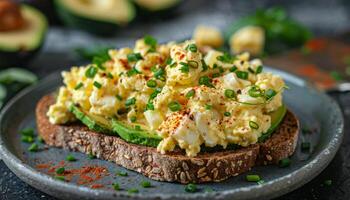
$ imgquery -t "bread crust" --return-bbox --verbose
[36,95,299,183]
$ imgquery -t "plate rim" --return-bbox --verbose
[0,68,344,200]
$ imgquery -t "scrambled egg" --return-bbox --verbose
[47,37,285,157]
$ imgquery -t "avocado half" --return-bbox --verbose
[55,0,136,35]
[0,5,47,68]
[133,0,183,18]
[70,104,287,148]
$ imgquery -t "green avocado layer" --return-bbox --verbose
[70,104,287,149]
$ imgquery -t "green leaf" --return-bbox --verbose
[0,68,37,84]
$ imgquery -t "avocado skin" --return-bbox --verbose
[0,46,41,68]
[258,104,287,142]
[133,0,183,20]
[54,0,133,36]
[0,5,47,68]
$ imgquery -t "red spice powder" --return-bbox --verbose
[296,64,336,89]
[90,184,104,189]
[36,163,51,169]
[35,160,108,188]
[305,38,326,52]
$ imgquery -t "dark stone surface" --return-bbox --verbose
[1,0,350,199]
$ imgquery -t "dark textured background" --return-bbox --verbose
[1,0,350,199]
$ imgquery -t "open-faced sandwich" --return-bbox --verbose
[36,36,299,184]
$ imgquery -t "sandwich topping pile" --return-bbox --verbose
[47,36,286,157]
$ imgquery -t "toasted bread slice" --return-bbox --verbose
[36,95,299,183]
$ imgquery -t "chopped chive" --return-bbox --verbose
[116,171,128,176]
[130,116,137,123]
[166,57,173,65]
[224,89,236,99]
[92,56,107,70]
[127,67,141,77]
[205,104,212,110]
[74,82,83,90]
[246,174,261,182]
[85,66,98,78]
[153,68,165,80]
[146,80,157,88]
[216,53,235,63]
[93,81,102,89]
[28,143,38,152]
[201,59,208,72]
[127,53,143,62]
[179,62,189,73]
[135,125,142,131]
[235,71,249,80]
[188,60,199,68]
[21,135,34,143]
[204,187,214,193]
[146,102,154,111]
[128,188,139,194]
[169,62,177,68]
[141,181,152,188]
[186,44,197,52]
[112,183,120,191]
[125,97,136,107]
[168,101,181,112]
[107,72,114,79]
[144,35,157,48]
[20,128,35,137]
[66,155,76,162]
[185,89,195,99]
[265,89,277,100]
[88,153,96,159]
[55,175,65,181]
[257,180,265,185]
[116,95,122,101]
[185,183,197,193]
[218,66,225,73]
[212,73,220,78]
[249,121,259,129]
[224,112,231,117]
[278,158,291,168]
[248,86,262,98]
[199,76,215,88]
[149,88,161,100]
[37,136,45,143]
[230,66,237,72]
[301,142,310,151]
[55,167,65,175]
[323,179,332,186]
[256,66,263,74]
[248,67,255,74]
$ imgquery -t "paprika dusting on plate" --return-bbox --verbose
[35,160,109,188]
[296,64,336,89]
[304,38,327,52]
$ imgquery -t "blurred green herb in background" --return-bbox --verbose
[74,46,113,61]
[226,7,312,54]
[0,68,38,108]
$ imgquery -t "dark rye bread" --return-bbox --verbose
[36,95,299,184]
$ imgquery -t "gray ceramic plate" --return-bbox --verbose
[0,67,344,200]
